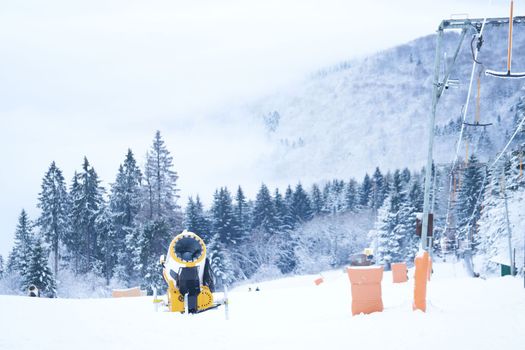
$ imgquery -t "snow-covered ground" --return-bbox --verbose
[0,262,523,350]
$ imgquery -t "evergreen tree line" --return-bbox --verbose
[184,166,430,283]
[3,153,414,292]
[2,131,182,295]
[3,128,513,295]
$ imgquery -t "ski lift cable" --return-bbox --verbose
[463,112,525,248]
[440,12,490,241]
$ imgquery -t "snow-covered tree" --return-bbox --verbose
[374,170,418,266]
[95,205,118,284]
[293,211,372,273]
[274,188,295,273]
[344,178,358,211]
[0,255,5,280]
[37,161,69,278]
[251,184,278,233]
[185,196,212,241]
[7,210,34,276]
[143,130,180,223]
[136,131,183,289]
[23,236,56,297]
[310,183,324,216]
[211,187,237,246]
[67,157,105,274]
[290,183,313,226]
[209,187,237,283]
[371,167,387,211]
[109,149,143,279]
[233,187,251,242]
[359,173,372,207]
[134,220,170,291]
[409,178,424,212]
[323,180,345,214]
[456,155,484,253]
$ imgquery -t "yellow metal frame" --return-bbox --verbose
[166,280,214,313]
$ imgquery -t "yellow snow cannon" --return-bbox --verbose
[160,230,216,313]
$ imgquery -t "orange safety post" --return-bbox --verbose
[391,262,408,283]
[347,266,384,315]
[314,277,324,286]
[413,251,430,312]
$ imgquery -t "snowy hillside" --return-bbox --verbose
[246,27,525,185]
[1,263,523,350]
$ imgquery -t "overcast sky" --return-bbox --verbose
[0,0,509,257]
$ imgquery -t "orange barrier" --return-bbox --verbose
[111,287,145,298]
[347,266,384,315]
[314,277,324,285]
[391,262,408,283]
[413,251,430,312]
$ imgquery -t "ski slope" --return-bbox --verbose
[0,262,523,350]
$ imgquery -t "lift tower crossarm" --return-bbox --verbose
[440,16,525,30]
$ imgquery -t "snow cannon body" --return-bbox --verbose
[161,230,215,313]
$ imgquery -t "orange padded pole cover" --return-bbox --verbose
[347,266,384,315]
[413,251,430,312]
[314,277,324,285]
[391,262,408,283]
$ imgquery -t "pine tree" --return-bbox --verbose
[310,184,324,216]
[371,167,387,211]
[134,220,170,291]
[37,161,69,278]
[274,188,295,273]
[211,187,237,246]
[95,205,118,284]
[396,202,419,262]
[67,157,105,274]
[209,187,237,284]
[137,131,183,289]
[23,236,56,297]
[409,178,424,212]
[456,155,484,252]
[324,180,345,214]
[109,149,143,272]
[344,179,358,211]
[360,173,372,207]
[274,188,292,232]
[389,170,405,212]
[0,255,5,280]
[234,187,251,243]
[184,196,206,237]
[375,202,402,267]
[7,210,34,276]
[401,168,411,185]
[374,170,412,266]
[143,131,180,222]
[284,185,294,210]
[290,183,313,226]
[252,184,278,234]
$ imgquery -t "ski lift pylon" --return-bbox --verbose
[486,0,525,79]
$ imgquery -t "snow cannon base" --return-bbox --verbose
[167,279,214,313]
